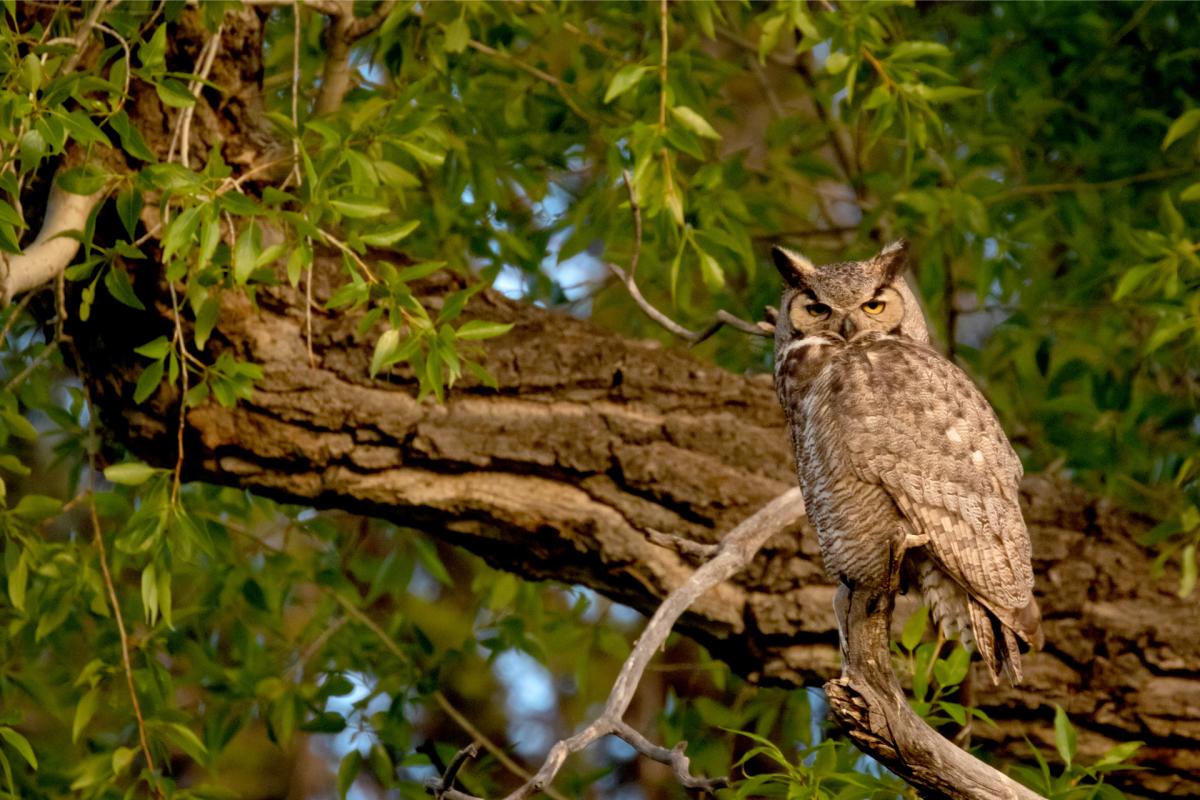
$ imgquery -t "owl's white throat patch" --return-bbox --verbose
[778,336,836,362]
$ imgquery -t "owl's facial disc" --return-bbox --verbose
[788,285,905,338]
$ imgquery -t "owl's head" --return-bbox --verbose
[771,240,929,346]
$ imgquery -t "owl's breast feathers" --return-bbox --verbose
[783,332,1043,684]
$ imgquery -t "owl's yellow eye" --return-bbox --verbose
[806,303,831,317]
[862,300,886,315]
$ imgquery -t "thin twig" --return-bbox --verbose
[167,281,188,504]
[467,39,594,123]
[429,743,480,800]
[608,171,772,345]
[61,0,108,74]
[985,166,1190,204]
[319,227,378,283]
[645,529,719,560]
[428,488,807,800]
[291,0,303,187]
[2,341,58,392]
[0,291,36,350]
[168,25,224,168]
[91,502,159,788]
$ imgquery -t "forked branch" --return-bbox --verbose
[424,488,808,800]
[608,171,774,345]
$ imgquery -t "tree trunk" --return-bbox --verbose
[67,254,1200,797]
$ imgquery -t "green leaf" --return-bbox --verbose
[110,111,157,162]
[669,105,721,140]
[73,687,100,743]
[142,563,158,625]
[134,359,165,404]
[195,296,220,350]
[924,85,982,104]
[360,220,419,247]
[155,77,197,108]
[825,51,850,74]
[455,320,513,341]
[19,52,41,93]
[134,336,170,360]
[397,261,445,282]
[890,41,952,61]
[0,728,36,770]
[604,64,651,103]
[329,198,390,219]
[233,223,260,284]
[1180,182,1200,203]
[116,188,143,237]
[337,750,362,800]
[111,746,135,775]
[104,462,159,486]
[1054,705,1077,767]
[1095,740,1143,768]
[12,495,62,522]
[161,722,208,764]
[1163,109,1200,150]
[138,25,167,71]
[444,15,469,54]
[103,266,145,310]
[370,328,401,377]
[697,248,725,290]
[1179,543,1197,598]
[57,164,108,196]
[900,604,928,651]
[7,554,27,613]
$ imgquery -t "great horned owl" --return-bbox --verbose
[771,240,1043,684]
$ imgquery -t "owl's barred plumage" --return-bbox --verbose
[772,241,1042,685]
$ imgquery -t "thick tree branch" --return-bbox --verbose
[0,177,104,305]
[829,580,1042,800]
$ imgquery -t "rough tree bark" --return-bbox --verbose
[24,5,1200,797]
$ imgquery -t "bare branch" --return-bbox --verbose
[61,0,109,74]
[645,528,719,560]
[428,743,480,800]
[612,721,727,793]
[609,171,774,345]
[826,582,1044,800]
[0,175,105,305]
[424,488,807,800]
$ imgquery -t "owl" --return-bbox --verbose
[771,240,1042,684]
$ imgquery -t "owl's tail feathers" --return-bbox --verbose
[973,595,1044,686]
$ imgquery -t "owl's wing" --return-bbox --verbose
[831,338,1034,613]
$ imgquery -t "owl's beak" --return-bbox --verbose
[839,316,858,339]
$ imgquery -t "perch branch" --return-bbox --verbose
[424,488,807,800]
[824,569,1045,799]
[608,171,774,345]
[0,175,105,305]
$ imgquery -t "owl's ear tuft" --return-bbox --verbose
[771,246,816,288]
[875,239,909,281]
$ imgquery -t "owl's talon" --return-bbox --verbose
[904,533,930,550]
